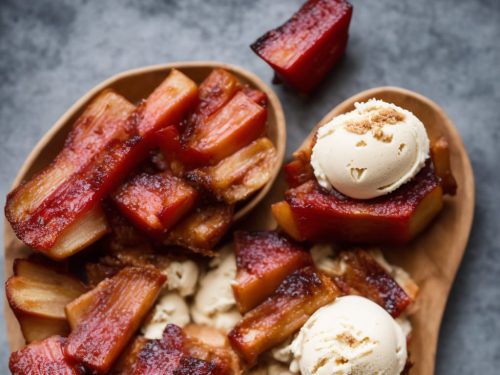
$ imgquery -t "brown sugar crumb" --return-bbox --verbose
[370,107,405,125]
[335,357,349,365]
[345,118,372,135]
[336,333,371,348]
[356,140,367,147]
[373,129,394,143]
[345,106,404,143]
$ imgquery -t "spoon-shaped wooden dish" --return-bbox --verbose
[4,61,286,350]
[240,86,474,375]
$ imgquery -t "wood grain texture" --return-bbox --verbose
[4,62,286,351]
[238,87,475,375]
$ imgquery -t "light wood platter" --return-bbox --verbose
[4,61,286,351]
[240,86,475,375]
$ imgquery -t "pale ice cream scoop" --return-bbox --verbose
[311,99,430,199]
[290,295,407,375]
[191,245,241,333]
[163,259,199,297]
[142,292,190,339]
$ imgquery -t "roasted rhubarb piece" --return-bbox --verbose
[159,68,268,170]
[127,324,230,375]
[7,70,197,255]
[9,336,81,375]
[165,203,233,256]
[241,86,267,108]
[136,69,199,139]
[128,324,185,375]
[251,0,353,93]
[335,249,413,317]
[233,231,312,313]
[112,336,148,374]
[112,172,198,236]
[180,68,242,140]
[228,266,340,364]
[184,324,241,374]
[175,357,229,375]
[270,201,302,240]
[48,206,110,259]
[283,139,315,188]
[186,138,277,204]
[65,267,165,373]
[6,259,87,343]
[159,91,267,167]
[284,158,315,188]
[187,91,267,163]
[158,69,242,171]
[5,91,134,258]
[430,136,457,195]
[274,161,444,245]
[5,91,133,225]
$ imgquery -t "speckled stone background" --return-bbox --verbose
[0,0,499,373]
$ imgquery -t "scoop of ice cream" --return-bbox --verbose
[142,292,190,339]
[311,99,430,199]
[163,259,199,297]
[290,295,407,375]
[191,246,241,333]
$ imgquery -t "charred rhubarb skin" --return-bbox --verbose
[283,138,315,188]
[112,172,198,236]
[158,69,242,171]
[174,357,228,375]
[129,324,185,375]
[251,0,353,93]
[277,161,444,245]
[228,266,340,364]
[65,267,165,374]
[159,91,267,168]
[184,324,241,375]
[180,68,242,140]
[6,70,197,255]
[165,203,233,256]
[283,158,315,188]
[233,231,312,313]
[128,324,230,375]
[186,138,277,204]
[5,91,134,258]
[336,250,413,318]
[5,91,134,226]
[6,259,87,343]
[136,69,200,140]
[9,336,81,375]
[187,91,267,164]
[112,336,148,374]
[159,68,268,171]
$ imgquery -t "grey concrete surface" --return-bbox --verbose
[1,0,499,373]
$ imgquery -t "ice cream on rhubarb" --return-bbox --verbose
[311,99,430,199]
[290,295,407,375]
